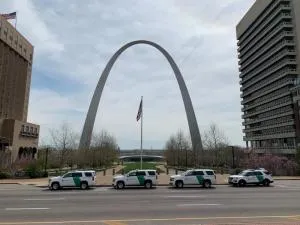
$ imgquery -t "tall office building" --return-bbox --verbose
[237,0,300,155]
[0,15,39,161]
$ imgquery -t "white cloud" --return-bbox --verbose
[1,0,255,148]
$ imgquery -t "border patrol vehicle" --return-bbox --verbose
[169,169,216,188]
[112,169,157,189]
[228,169,273,187]
[49,170,96,190]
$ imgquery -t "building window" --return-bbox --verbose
[22,125,25,132]
[30,127,33,133]
[34,128,38,133]
[26,126,29,132]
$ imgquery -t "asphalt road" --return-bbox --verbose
[0,181,300,225]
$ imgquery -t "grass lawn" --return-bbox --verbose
[122,162,158,173]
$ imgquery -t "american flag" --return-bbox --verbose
[136,98,143,121]
[1,12,17,20]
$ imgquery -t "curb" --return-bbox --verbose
[0,182,20,185]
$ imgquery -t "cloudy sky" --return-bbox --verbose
[1,0,255,149]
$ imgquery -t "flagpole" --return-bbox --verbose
[140,96,143,169]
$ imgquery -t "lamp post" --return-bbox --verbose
[185,148,188,169]
[229,145,235,169]
[44,147,49,176]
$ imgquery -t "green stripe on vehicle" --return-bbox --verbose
[256,175,264,182]
[196,175,204,184]
[73,177,81,187]
[137,176,145,185]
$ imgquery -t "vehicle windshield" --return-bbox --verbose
[238,171,248,176]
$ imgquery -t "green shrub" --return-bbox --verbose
[0,171,12,179]
[229,168,243,175]
[25,161,45,178]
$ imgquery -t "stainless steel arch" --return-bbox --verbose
[79,40,203,163]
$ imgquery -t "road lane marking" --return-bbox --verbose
[23,198,65,201]
[1,215,300,224]
[177,203,222,207]
[103,221,127,225]
[5,208,49,211]
[276,185,288,188]
[164,195,206,198]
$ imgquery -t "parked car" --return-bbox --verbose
[169,169,216,188]
[112,169,157,189]
[48,170,96,190]
[228,169,273,187]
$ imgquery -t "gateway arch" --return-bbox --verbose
[79,40,203,163]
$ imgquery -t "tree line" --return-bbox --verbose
[164,122,300,175]
[37,122,119,170]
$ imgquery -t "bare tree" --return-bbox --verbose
[79,130,119,168]
[202,122,229,166]
[164,130,192,168]
[49,122,78,169]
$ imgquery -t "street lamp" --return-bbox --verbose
[229,145,235,169]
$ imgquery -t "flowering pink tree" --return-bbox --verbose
[242,154,298,176]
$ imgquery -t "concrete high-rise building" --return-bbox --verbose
[0,15,39,161]
[237,0,300,155]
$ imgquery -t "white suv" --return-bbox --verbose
[49,170,96,190]
[228,169,273,187]
[169,169,216,188]
[112,169,157,189]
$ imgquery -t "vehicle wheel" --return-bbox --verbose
[80,182,88,190]
[203,180,211,188]
[116,181,125,189]
[262,179,270,187]
[144,181,152,189]
[238,180,246,187]
[51,182,60,191]
[175,180,184,188]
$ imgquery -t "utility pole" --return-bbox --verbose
[231,145,235,169]
[44,147,49,176]
[185,148,188,169]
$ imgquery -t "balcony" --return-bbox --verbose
[240,37,295,72]
[240,47,295,79]
[241,68,297,93]
[20,131,39,138]
[243,132,296,141]
[238,0,283,45]
[243,100,292,118]
[240,58,297,85]
[239,15,293,55]
[243,95,291,113]
[243,120,294,132]
[252,147,296,155]
[241,77,294,99]
[238,21,293,59]
[242,80,293,105]
[239,9,291,50]
[239,31,294,68]
[243,110,294,126]
[240,49,296,82]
